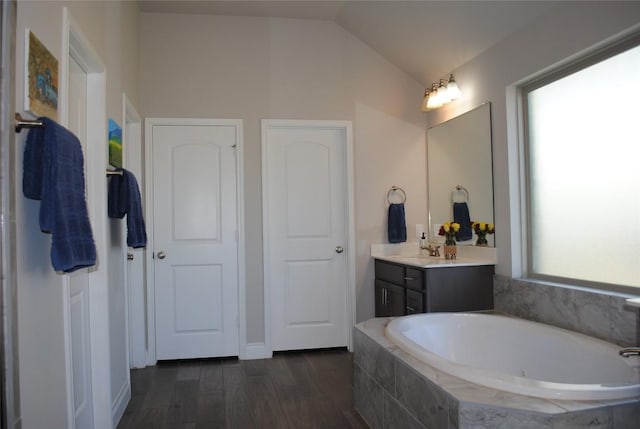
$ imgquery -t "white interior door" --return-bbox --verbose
[263,120,350,351]
[151,122,240,360]
[67,53,94,429]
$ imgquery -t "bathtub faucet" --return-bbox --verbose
[619,347,640,358]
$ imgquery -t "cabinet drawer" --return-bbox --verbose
[375,260,405,284]
[404,267,425,291]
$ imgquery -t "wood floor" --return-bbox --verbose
[117,348,368,429]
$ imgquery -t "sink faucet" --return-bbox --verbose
[421,243,440,257]
[619,347,640,358]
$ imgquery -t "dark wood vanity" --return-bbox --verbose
[374,258,494,317]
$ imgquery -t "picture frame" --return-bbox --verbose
[24,29,59,120]
[108,118,123,168]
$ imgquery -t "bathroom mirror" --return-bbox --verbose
[427,103,494,246]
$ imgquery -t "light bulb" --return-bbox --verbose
[427,84,441,109]
[438,80,451,104]
[446,74,462,101]
[420,89,430,112]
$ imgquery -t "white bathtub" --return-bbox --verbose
[385,313,640,401]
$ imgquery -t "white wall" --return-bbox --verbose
[426,2,640,280]
[15,1,139,427]
[140,13,427,340]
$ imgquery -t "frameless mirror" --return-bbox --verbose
[427,103,494,246]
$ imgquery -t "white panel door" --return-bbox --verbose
[67,54,94,429]
[152,123,239,359]
[263,121,349,351]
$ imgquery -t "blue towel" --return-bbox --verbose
[453,202,473,241]
[23,117,96,273]
[108,168,147,248]
[387,203,407,243]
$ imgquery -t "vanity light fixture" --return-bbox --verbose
[421,74,462,112]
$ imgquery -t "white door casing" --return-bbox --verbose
[262,120,355,353]
[147,119,243,360]
[122,95,146,369]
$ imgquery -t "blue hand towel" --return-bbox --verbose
[453,202,473,241]
[387,203,407,243]
[108,168,147,248]
[23,117,97,273]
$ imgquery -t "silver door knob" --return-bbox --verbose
[157,251,166,260]
[127,253,134,261]
[335,246,344,254]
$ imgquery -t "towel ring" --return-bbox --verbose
[450,185,469,204]
[387,185,406,204]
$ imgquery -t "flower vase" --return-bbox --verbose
[476,234,488,247]
[444,242,457,260]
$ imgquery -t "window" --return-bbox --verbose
[522,36,640,292]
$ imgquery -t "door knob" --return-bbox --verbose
[127,253,134,261]
[335,246,344,254]
[157,251,166,260]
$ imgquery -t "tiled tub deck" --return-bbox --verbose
[354,318,640,429]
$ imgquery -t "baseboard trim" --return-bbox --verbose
[111,381,131,427]
[240,342,271,360]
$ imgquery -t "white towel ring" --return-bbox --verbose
[387,185,407,204]
[450,185,469,204]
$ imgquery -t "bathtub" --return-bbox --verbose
[385,313,640,401]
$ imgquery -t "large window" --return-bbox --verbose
[523,37,640,292]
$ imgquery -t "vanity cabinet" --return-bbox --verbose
[374,259,494,317]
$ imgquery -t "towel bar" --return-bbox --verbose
[450,185,469,203]
[15,113,44,133]
[387,185,407,204]
[106,170,123,176]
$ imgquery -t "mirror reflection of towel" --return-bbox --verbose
[388,203,407,243]
[453,202,472,241]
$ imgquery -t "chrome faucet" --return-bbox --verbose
[619,347,640,358]
[422,244,440,257]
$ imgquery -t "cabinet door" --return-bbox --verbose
[426,265,494,312]
[405,289,424,314]
[375,280,405,317]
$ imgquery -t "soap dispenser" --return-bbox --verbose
[419,232,427,252]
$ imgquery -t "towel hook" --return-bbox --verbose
[387,185,407,204]
[450,185,469,204]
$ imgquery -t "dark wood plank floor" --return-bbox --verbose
[117,348,368,429]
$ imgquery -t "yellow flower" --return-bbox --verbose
[452,222,461,232]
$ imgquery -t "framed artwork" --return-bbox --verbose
[108,119,123,168]
[25,29,58,120]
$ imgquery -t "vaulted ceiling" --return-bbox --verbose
[137,1,560,86]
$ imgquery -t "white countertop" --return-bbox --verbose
[373,253,496,268]
[371,242,496,269]
[626,297,640,308]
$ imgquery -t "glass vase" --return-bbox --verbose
[476,234,488,247]
[444,242,456,260]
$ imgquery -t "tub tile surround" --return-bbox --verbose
[353,318,640,429]
[494,276,640,348]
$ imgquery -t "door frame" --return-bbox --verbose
[122,94,146,369]
[261,119,355,356]
[144,117,245,364]
[61,8,111,428]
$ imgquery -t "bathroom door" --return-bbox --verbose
[67,53,94,429]
[262,120,351,352]
[150,120,240,360]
